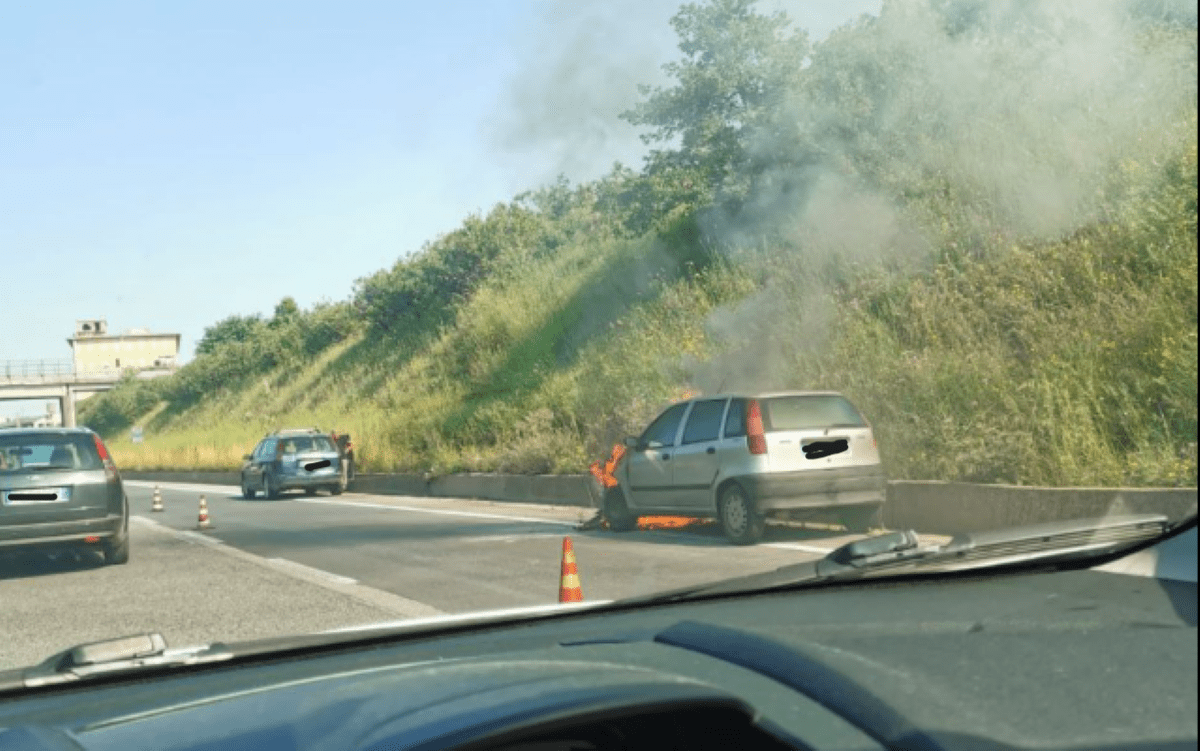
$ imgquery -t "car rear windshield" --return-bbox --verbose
[277,436,335,454]
[762,395,867,431]
[0,434,103,472]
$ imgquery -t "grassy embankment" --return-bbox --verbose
[81,4,1197,488]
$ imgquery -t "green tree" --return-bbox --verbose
[195,314,266,355]
[271,296,300,326]
[620,0,809,226]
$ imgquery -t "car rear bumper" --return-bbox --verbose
[0,513,126,548]
[735,466,886,511]
[278,470,340,490]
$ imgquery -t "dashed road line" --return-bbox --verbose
[131,516,442,619]
[295,498,578,527]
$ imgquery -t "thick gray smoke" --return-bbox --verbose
[492,0,680,189]
[688,0,1197,393]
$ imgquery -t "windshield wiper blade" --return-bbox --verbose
[16,633,233,688]
[620,514,1173,606]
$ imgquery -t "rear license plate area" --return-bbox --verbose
[801,438,849,460]
[3,487,71,505]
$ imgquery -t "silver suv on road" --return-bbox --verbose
[605,391,886,544]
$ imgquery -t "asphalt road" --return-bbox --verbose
[0,481,935,671]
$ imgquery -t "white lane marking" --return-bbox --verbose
[294,498,577,527]
[267,558,357,586]
[125,480,242,496]
[764,542,835,554]
[463,533,564,543]
[130,515,442,619]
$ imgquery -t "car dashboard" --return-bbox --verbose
[0,529,1195,751]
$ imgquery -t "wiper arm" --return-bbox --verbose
[619,514,1172,606]
[18,633,233,688]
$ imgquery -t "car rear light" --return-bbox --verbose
[746,399,767,455]
[93,435,118,480]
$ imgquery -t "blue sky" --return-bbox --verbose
[0,0,879,416]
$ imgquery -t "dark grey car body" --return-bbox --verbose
[0,428,130,564]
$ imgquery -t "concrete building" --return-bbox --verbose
[68,319,181,377]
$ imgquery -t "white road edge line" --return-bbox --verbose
[267,558,358,586]
[294,498,578,527]
[130,516,443,619]
[764,542,835,554]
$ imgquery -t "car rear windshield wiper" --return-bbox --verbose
[621,514,1173,606]
[6,633,233,690]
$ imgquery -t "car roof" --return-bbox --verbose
[271,428,325,436]
[0,427,96,436]
[683,390,848,400]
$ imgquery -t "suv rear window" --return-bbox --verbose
[0,434,103,472]
[762,395,867,431]
[277,436,335,454]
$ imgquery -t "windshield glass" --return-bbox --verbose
[0,0,1195,674]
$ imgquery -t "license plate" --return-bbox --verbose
[2,487,71,505]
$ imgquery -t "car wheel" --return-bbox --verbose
[103,531,130,565]
[242,474,257,500]
[603,487,637,532]
[841,503,882,534]
[303,487,317,496]
[720,484,764,545]
[264,471,280,500]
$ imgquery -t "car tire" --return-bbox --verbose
[841,503,883,534]
[603,487,637,532]
[103,530,130,565]
[303,487,317,496]
[720,484,765,545]
[242,474,257,500]
[264,471,280,500]
[331,483,344,496]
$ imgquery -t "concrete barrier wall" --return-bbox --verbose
[886,481,1198,536]
[122,470,1196,533]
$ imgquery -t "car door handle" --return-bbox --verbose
[661,454,670,460]
[706,447,716,454]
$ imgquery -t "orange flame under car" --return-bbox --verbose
[589,442,700,531]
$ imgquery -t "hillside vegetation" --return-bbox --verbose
[82,0,1198,487]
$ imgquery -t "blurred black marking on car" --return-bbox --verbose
[305,460,331,472]
[5,493,59,502]
[802,439,848,460]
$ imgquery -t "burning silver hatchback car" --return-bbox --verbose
[603,391,886,544]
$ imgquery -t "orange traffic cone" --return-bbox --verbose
[196,495,213,530]
[558,536,583,603]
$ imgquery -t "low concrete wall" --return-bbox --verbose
[886,481,1198,536]
[122,470,599,508]
[125,470,241,487]
[122,470,1196,534]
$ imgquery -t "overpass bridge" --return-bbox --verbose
[0,360,122,428]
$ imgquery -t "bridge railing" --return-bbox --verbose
[0,360,127,383]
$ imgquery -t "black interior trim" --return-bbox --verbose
[654,620,945,751]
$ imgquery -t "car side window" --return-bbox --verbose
[251,440,265,460]
[724,398,747,438]
[681,399,728,445]
[261,439,277,459]
[640,403,688,449]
